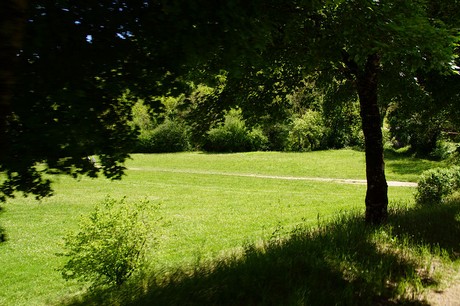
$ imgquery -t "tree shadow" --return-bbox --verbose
[62,208,457,306]
[388,198,460,259]
[384,149,442,180]
[0,226,5,243]
[0,206,6,243]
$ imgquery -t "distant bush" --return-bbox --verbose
[386,106,442,156]
[263,123,289,151]
[60,197,157,288]
[131,100,156,132]
[415,167,460,205]
[248,127,269,151]
[137,119,191,153]
[430,141,459,160]
[204,109,268,152]
[286,111,325,152]
[137,129,155,152]
[322,99,363,149]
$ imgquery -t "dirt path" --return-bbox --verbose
[426,281,460,305]
[128,167,417,187]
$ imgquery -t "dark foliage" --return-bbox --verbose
[1,0,458,227]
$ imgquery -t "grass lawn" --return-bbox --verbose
[0,149,448,305]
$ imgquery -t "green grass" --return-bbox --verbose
[0,149,450,305]
[126,149,443,182]
[66,201,460,306]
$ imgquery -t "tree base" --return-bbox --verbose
[365,204,388,225]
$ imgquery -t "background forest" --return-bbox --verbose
[130,77,460,159]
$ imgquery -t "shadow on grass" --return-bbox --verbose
[0,206,6,243]
[384,149,443,181]
[63,201,460,306]
[388,198,460,259]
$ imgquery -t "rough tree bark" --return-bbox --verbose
[355,54,388,224]
[342,51,389,224]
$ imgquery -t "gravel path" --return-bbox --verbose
[128,167,417,187]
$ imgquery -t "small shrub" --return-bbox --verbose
[204,109,258,152]
[137,129,156,152]
[415,167,460,205]
[138,119,190,153]
[248,127,269,151]
[60,197,157,288]
[264,123,289,151]
[152,120,191,152]
[286,111,325,152]
[322,99,363,149]
[430,141,459,160]
[131,100,156,132]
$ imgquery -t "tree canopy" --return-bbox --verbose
[1,0,458,223]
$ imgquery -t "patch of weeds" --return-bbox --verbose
[59,196,160,289]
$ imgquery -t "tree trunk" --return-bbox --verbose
[356,54,388,224]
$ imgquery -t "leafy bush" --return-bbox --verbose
[263,123,289,151]
[286,111,325,152]
[204,109,267,152]
[131,100,156,132]
[137,129,156,152]
[130,100,191,153]
[415,167,460,205]
[247,127,269,151]
[430,140,459,160]
[322,98,363,149]
[60,197,157,288]
[386,106,442,156]
[137,119,190,153]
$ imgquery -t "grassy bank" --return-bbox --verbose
[65,200,460,305]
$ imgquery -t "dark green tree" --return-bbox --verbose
[1,0,458,226]
[384,1,460,156]
[1,0,142,200]
[0,0,273,202]
[344,1,454,223]
[196,0,458,223]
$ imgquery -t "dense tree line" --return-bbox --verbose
[132,72,460,157]
[0,0,459,224]
[130,82,365,153]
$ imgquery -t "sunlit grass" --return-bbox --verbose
[0,150,444,305]
[127,149,443,182]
